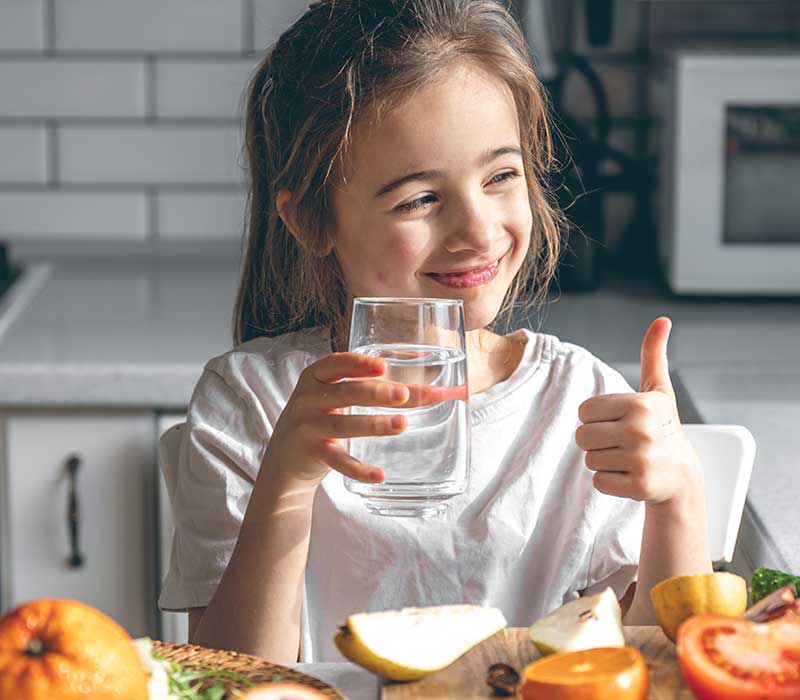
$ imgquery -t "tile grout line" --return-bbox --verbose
[146,188,159,243]
[43,0,55,54]
[243,0,255,55]
[45,120,58,187]
[145,55,157,122]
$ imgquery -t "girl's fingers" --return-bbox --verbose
[592,471,640,500]
[319,440,385,483]
[584,446,627,472]
[578,393,633,423]
[318,412,406,439]
[308,352,386,384]
[320,379,410,410]
[575,421,623,451]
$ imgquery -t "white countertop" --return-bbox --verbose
[1,260,799,573]
[0,261,239,407]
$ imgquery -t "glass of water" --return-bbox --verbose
[344,297,470,517]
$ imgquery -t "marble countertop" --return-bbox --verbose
[1,259,798,572]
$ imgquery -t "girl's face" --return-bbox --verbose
[329,61,533,332]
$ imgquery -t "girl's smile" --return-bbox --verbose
[422,248,510,288]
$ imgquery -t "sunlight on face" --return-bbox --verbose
[329,61,533,331]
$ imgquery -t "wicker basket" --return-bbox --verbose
[151,640,347,699]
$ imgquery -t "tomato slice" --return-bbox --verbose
[677,614,800,700]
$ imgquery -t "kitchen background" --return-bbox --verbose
[0,0,798,645]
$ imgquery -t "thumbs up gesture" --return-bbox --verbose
[575,317,702,504]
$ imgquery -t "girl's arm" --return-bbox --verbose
[189,352,410,661]
[622,480,711,624]
[576,317,712,624]
[190,463,317,662]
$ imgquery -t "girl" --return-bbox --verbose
[159,0,711,663]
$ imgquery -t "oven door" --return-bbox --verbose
[663,53,800,295]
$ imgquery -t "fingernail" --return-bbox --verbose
[391,386,407,401]
[371,469,385,482]
[391,415,405,429]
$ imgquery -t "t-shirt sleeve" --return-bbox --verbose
[158,363,272,612]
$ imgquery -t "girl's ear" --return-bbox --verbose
[276,189,301,241]
[276,189,335,257]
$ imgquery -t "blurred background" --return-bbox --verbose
[0,0,798,644]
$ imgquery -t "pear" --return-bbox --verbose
[528,587,625,656]
[334,604,507,681]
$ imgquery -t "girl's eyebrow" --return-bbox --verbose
[373,145,523,198]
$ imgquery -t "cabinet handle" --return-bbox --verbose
[65,455,84,569]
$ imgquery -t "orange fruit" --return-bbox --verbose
[0,598,148,700]
[238,681,331,698]
[521,646,649,700]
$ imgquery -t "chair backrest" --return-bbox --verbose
[683,424,756,564]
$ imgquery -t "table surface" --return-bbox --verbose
[290,626,690,700]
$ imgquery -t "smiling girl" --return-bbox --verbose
[158,0,711,663]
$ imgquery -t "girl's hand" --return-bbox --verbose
[575,317,702,506]
[261,352,410,487]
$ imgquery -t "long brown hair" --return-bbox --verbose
[233,0,563,346]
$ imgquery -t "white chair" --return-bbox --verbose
[683,424,756,565]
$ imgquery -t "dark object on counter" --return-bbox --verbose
[0,241,22,300]
[486,662,520,696]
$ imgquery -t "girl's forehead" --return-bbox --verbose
[342,63,520,177]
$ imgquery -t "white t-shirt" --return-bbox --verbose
[159,326,644,662]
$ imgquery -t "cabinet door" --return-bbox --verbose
[157,414,189,644]
[2,413,157,638]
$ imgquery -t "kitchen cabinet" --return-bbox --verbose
[0,412,159,638]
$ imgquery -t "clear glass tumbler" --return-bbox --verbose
[344,297,470,517]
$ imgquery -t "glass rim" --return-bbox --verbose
[353,296,463,307]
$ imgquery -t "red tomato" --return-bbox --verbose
[676,614,800,700]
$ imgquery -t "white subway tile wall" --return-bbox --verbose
[0,0,796,250]
[53,1,244,53]
[0,0,308,247]
[155,60,256,119]
[0,0,44,51]
[0,59,147,118]
[157,191,247,240]
[0,191,147,238]
[59,126,245,184]
[0,127,47,183]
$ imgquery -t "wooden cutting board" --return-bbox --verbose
[381,626,694,699]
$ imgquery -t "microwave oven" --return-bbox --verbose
[659,52,800,295]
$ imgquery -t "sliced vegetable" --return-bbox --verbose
[676,614,800,700]
[742,584,800,622]
[750,567,800,603]
[650,572,747,643]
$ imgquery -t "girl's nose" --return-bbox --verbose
[443,196,495,254]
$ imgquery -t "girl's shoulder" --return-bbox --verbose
[516,328,634,396]
[198,326,332,400]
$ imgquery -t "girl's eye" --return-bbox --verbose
[395,194,437,213]
[489,171,517,185]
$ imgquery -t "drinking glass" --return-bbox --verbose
[344,297,470,517]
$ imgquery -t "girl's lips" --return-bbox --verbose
[425,258,502,288]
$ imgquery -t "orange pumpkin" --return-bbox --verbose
[0,598,148,700]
